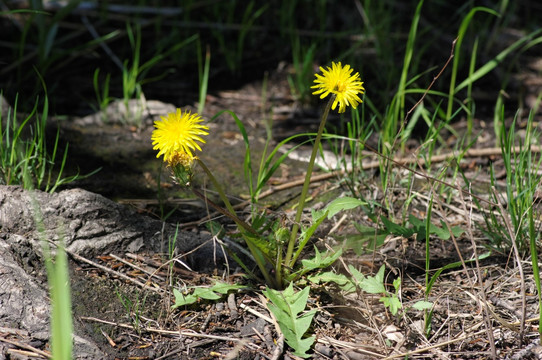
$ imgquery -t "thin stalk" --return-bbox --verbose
[528,205,542,340]
[284,96,333,270]
[195,158,277,288]
[190,187,253,236]
[196,158,237,217]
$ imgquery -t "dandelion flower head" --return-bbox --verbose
[152,108,209,165]
[311,61,365,113]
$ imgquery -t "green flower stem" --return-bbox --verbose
[283,96,334,271]
[195,158,277,288]
[190,187,253,235]
[196,158,237,217]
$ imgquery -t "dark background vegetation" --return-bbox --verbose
[1,0,540,118]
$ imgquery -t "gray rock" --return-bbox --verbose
[0,236,107,358]
[0,185,210,257]
[0,185,221,358]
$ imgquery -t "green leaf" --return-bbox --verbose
[193,287,222,300]
[408,215,430,239]
[207,282,246,295]
[441,220,464,238]
[380,295,402,315]
[392,277,401,291]
[242,232,275,264]
[359,265,386,294]
[431,224,450,240]
[263,284,316,358]
[300,247,342,273]
[381,216,414,237]
[347,265,366,285]
[344,224,388,255]
[412,300,433,311]
[172,288,198,308]
[308,271,356,293]
[291,211,329,265]
[406,215,465,240]
[455,28,542,93]
[324,197,366,219]
[45,240,73,360]
[291,335,316,358]
[171,281,245,309]
[451,225,464,237]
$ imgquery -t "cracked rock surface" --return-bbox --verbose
[0,185,215,358]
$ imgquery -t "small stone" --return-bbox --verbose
[240,318,267,336]
[315,343,333,357]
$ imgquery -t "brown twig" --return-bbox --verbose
[381,328,491,359]
[315,337,386,358]
[0,336,52,359]
[80,316,249,342]
[109,253,165,282]
[66,249,164,294]
[254,144,541,208]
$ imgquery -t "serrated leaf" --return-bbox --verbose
[412,300,433,311]
[171,281,243,309]
[172,288,198,308]
[289,286,310,317]
[347,264,366,285]
[308,271,356,293]
[300,247,342,272]
[380,295,402,315]
[392,277,401,291]
[193,287,222,300]
[208,281,246,294]
[295,309,317,336]
[242,232,275,261]
[308,271,349,285]
[381,216,414,237]
[263,284,316,358]
[359,265,386,294]
[291,335,316,358]
[325,197,366,219]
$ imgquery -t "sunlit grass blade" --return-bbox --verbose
[454,29,542,94]
[197,41,211,114]
[211,110,254,201]
[445,6,498,120]
[44,238,73,360]
[528,207,542,339]
[389,0,424,137]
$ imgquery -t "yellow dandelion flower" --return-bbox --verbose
[151,109,209,164]
[311,61,365,113]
